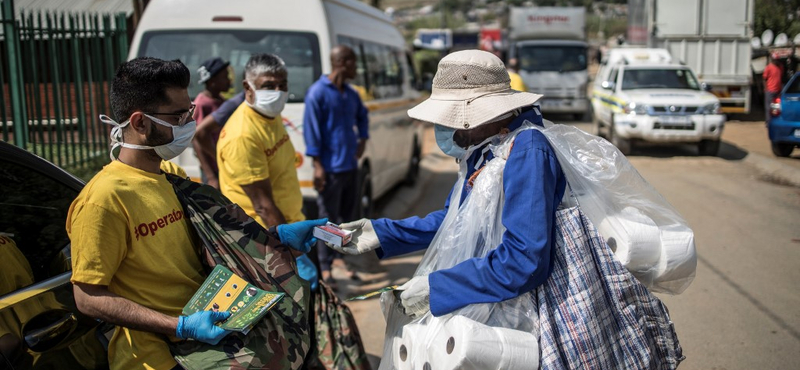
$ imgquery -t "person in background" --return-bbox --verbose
[193,90,244,189]
[191,57,231,187]
[507,57,528,92]
[303,45,368,289]
[67,57,321,370]
[216,54,320,289]
[764,52,785,124]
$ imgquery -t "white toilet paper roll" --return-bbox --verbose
[394,322,422,370]
[427,316,539,370]
[596,207,662,276]
[653,224,696,294]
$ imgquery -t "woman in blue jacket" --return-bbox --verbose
[331,50,567,318]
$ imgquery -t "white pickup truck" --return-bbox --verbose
[591,48,726,155]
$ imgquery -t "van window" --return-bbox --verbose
[337,36,372,101]
[138,30,322,102]
[337,36,404,100]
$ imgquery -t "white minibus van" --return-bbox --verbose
[128,0,424,218]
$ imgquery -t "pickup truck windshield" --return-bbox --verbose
[621,68,700,91]
[517,45,587,73]
[137,30,321,102]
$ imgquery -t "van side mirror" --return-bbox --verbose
[601,81,615,90]
[700,82,712,92]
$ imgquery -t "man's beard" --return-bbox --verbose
[143,123,172,161]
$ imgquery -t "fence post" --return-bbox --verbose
[1,0,28,146]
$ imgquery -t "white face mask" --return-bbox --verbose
[100,114,196,161]
[247,81,288,118]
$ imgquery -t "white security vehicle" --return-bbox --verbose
[592,49,725,155]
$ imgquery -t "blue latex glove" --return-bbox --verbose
[176,311,232,345]
[277,218,328,253]
[296,254,319,291]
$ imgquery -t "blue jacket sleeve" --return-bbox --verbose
[303,89,324,157]
[428,130,566,316]
[356,96,369,139]
[371,189,452,258]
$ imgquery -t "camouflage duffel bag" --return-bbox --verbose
[166,175,312,370]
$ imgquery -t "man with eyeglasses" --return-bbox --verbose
[66,57,322,370]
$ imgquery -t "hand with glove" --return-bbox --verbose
[277,218,328,253]
[335,218,381,255]
[398,275,431,319]
[176,310,232,345]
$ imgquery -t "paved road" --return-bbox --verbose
[336,117,800,370]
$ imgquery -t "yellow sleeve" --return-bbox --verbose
[160,160,187,178]
[219,136,270,186]
[66,201,128,286]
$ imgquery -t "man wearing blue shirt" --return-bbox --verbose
[303,45,369,287]
[330,50,567,318]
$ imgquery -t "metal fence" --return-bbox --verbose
[1,0,127,170]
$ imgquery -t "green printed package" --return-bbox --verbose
[183,265,284,334]
[346,285,399,301]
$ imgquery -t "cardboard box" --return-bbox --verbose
[313,222,353,247]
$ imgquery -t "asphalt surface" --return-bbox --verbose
[331,116,800,370]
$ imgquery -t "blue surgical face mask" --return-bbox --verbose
[434,125,467,158]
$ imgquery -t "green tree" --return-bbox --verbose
[754,0,800,38]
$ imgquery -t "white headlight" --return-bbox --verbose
[625,102,648,115]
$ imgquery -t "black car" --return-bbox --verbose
[0,141,109,369]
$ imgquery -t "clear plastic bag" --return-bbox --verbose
[378,129,539,370]
[532,121,696,294]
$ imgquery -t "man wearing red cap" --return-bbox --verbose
[764,53,784,123]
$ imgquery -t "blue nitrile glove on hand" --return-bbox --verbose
[277,218,328,253]
[176,311,232,345]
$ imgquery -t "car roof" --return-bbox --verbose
[0,141,85,191]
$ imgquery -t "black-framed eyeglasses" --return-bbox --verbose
[144,104,196,125]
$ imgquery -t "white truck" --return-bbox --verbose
[592,48,726,155]
[646,0,754,114]
[509,6,589,120]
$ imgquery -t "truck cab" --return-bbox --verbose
[514,39,589,120]
[509,6,589,120]
[592,48,725,155]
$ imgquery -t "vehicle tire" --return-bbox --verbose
[357,166,373,219]
[609,121,632,155]
[403,138,421,186]
[698,139,721,156]
[771,142,795,157]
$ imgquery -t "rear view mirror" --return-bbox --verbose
[700,82,712,92]
[601,81,615,90]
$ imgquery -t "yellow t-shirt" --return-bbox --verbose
[217,104,305,227]
[66,160,204,370]
[508,70,528,92]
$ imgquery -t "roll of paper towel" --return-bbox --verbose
[652,224,697,294]
[596,207,662,277]
[403,316,540,370]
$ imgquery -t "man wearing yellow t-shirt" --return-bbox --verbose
[507,58,528,92]
[66,57,229,370]
[217,53,304,228]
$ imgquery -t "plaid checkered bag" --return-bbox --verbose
[536,205,684,370]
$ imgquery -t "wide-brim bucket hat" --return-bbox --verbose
[408,50,542,130]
